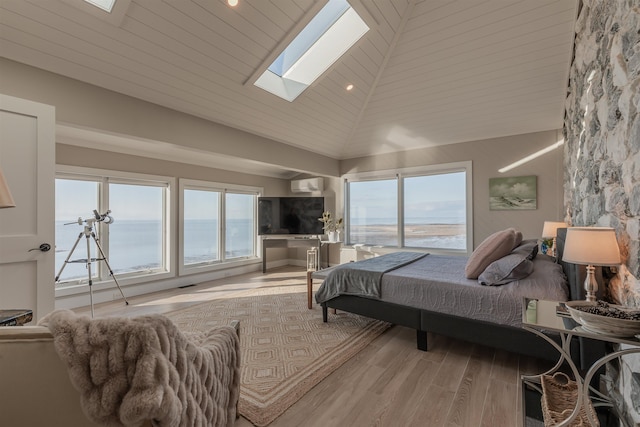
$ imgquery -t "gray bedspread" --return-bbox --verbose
[381,254,568,327]
[316,253,569,328]
[314,252,428,304]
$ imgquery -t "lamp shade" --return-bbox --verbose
[562,227,621,266]
[0,168,16,208]
[541,221,567,238]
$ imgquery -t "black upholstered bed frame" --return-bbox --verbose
[321,229,606,367]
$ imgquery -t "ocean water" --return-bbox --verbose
[55,219,253,282]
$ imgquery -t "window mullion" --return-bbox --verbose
[98,177,109,281]
[163,181,170,273]
[344,178,350,245]
[219,191,226,262]
[397,174,403,249]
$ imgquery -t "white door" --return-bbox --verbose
[0,94,55,321]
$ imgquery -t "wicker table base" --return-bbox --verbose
[541,372,598,426]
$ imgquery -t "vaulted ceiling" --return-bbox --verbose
[0,0,578,163]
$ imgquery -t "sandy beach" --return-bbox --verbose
[349,223,466,249]
[351,223,465,237]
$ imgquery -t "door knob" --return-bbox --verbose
[29,243,51,252]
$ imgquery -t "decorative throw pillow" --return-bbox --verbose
[512,239,539,260]
[514,231,524,247]
[465,228,519,279]
[478,253,534,286]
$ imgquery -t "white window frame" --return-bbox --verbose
[55,165,175,298]
[344,161,473,255]
[179,179,261,276]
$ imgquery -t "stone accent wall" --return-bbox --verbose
[564,0,640,295]
[563,1,640,424]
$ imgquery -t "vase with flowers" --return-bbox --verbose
[318,211,344,242]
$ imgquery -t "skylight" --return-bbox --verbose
[254,0,369,102]
[83,0,116,13]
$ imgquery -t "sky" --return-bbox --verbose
[56,179,163,221]
[349,172,466,221]
[57,171,465,224]
[56,180,254,222]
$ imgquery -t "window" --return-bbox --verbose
[225,193,255,259]
[55,178,100,282]
[107,183,165,274]
[55,168,172,288]
[345,162,472,253]
[83,0,116,12]
[403,172,467,250]
[348,179,398,246]
[180,180,259,273]
[183,189,220,265]
[253,0,369,101]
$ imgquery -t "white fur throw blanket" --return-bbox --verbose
[39,310,240,427]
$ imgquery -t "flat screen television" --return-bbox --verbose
[258,197,325,235]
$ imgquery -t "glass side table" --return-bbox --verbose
[521,298,640,427]
[0,309,33,326]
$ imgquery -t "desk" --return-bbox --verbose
[521,299,639,426]
[262,237,321,273]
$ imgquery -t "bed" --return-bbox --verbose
[315,228,606,368]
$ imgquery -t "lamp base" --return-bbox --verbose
[584,264,598,302]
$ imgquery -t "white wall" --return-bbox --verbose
[0,58,340,178]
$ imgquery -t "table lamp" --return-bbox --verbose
[541,221,567,257]
[0,167,16,208]
[562,227,621,302]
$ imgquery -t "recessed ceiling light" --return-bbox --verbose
[228,0,238,7]
[346,84,354,91]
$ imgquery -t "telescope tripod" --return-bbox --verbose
[55,222,129,317]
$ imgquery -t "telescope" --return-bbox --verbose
[65,209,114,226]
[56,209,127,317]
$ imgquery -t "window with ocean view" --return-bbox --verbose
[184,189,220,265]
[225,193,255,259]
[403,172,466,250]
[55,178,100,282]
[180,180,259,273]
[55,170,172,288]
[345,162,471,252]
[348,179,398,246]
[108,183,164,274]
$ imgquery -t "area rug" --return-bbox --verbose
[165,284,390,426]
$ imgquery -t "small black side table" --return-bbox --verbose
[0,309,33,326]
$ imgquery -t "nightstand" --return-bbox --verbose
[521,299,639,426]
[0,309,33,326]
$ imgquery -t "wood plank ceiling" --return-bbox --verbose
[0,0,578,166]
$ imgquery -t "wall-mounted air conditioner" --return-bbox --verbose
[291,177,324,193]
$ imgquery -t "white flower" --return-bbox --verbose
[318,211,343,232]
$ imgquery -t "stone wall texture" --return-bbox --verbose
[563,1,640,424]
[564,0,640,290]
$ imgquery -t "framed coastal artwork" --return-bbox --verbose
[489,175,537,210]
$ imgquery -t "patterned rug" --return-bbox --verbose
[165,283,390,426]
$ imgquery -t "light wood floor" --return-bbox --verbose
[75,267,551,427]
